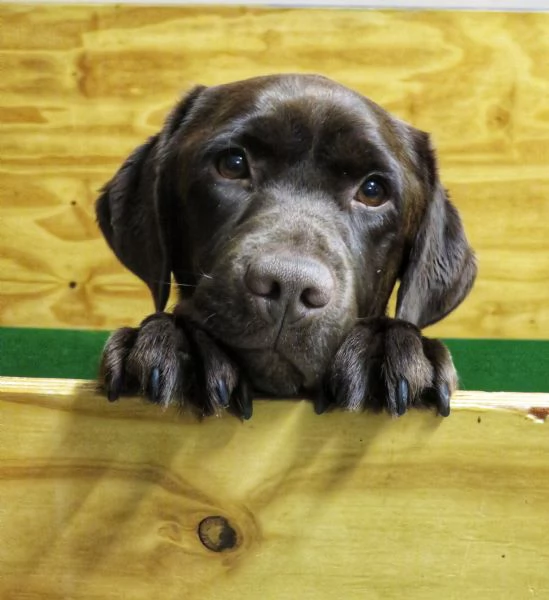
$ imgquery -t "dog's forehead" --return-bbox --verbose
[209,74,385,128]
[197,75,411,156]
[181,75,419,174]
[254,75,375,119]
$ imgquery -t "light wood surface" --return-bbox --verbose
[1,5,548,338]
[0,376,548,599]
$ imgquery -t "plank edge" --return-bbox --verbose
[1,376,548,418]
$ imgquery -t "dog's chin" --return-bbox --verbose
[233,348,323,396]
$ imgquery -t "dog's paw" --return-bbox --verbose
[99,312,253,419]
[325,317,456,417]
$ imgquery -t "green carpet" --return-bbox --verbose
[0,327,547,392]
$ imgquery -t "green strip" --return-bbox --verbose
[0,327,547,392]
[0,328,110,380]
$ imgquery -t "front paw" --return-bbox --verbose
[326,317,456,417]
[99,312,253,419]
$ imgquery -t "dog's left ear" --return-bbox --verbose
[396,133,477,329]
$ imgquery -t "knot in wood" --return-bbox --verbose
[198,516,238,552]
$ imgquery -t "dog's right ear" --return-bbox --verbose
[396,132,477,328]
[96,85,206,311]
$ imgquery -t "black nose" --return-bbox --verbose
[245,254,334,323]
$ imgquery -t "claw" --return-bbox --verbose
[437,382,451,417]
[107,381,120,402]
[396,378,408,416]
[233,378,253,420]
[216,380,230,408]
[106,372,121,402]
[314,386,332,415]
[150,367,161,403]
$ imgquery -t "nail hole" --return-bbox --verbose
[69,281,77,289]
[70,200,76,206]
[198,516,238,552]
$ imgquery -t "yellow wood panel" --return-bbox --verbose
[1,5,548,337]
[0,377,548,599]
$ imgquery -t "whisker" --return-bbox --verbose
[175,282,197,289]
[144,271,216,286]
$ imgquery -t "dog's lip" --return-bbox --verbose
[192,307,304,350]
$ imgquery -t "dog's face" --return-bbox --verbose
[97,74,476,396]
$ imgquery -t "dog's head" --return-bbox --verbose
[97,74,476,395]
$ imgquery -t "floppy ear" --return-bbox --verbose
[96,85,206,311]
[396,135,477,329]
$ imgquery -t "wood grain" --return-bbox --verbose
[0,376,548,599]
[1,6,548,337]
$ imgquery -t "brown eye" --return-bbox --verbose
[216,150,249,179]
[355,176,388,207]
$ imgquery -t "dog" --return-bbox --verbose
[96,74,476,420]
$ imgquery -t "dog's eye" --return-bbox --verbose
[216,150,250,180]
[355,176,388,207]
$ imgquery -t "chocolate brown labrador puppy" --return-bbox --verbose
[97,74,476,419]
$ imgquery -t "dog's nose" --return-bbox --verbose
[245,254,334,323]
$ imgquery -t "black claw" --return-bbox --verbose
[437,383,451,417]
[150,368,161,403]
[396,378,408,416]
[107,383,119,402]
[314,386,332,415]
[216,380,230,408]
[233,379,253,420]
[106,373,121,402]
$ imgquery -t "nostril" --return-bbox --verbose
[300,286,331,309]
[267,280,281,300]
[245,267,281,300]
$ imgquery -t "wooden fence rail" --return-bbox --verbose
[0,377,548,599]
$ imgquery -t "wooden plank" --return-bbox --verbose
[0,376,548,599]
[1,5,548,338]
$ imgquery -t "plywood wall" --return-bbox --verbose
[1,5,548,338]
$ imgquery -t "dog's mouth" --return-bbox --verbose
[185,304,333,395]
[183,260,356,394]
[234,347,307,395]
[213,321,344,395]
